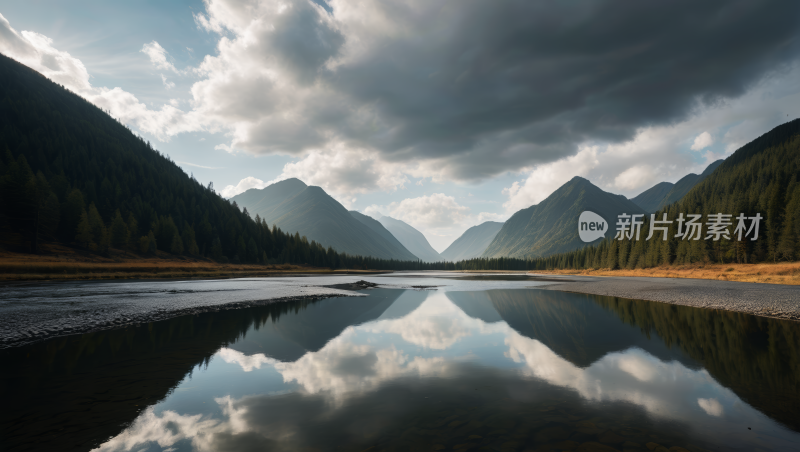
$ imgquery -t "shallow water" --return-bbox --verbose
[0,273,552,347]
[1,279,799,452]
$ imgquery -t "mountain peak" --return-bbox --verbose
[274,178,308,189]
[700,159,724,177]
[483,176,645,259]
[231,180,419,261]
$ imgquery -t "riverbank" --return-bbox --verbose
[532,273,800,322]
[0,245,387,281]
[530,262,800,285]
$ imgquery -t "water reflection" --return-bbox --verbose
[2,287,799,452]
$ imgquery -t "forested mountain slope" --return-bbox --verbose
[0,53,390,268]
[231,180,419,261]
[441,221,503,261]
[631,160,723,213]
[509,118,800,270]
[482,177,647,259]
[654,159,723,211]
[666,120,800,264]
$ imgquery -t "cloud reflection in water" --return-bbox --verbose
[92,289,797,452]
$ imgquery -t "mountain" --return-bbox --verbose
[630,182,674,213]
[376,216,443,262]
[0,53,418,269]
[482,177,647,259]
[654,159,724,211]
[231,179,419,261]
[441,221,504,261]
[631,160,723,212]
[520,118,800,269]
[0,54,280,262]
[349,211,419,260]
[669,119,800,263]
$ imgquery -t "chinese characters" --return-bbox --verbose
[614,213,762,241]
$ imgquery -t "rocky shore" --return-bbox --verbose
[0,278,361,350]
[531,274,800,321]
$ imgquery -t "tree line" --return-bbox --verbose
[2,53,798,272]
[478,122,800,271]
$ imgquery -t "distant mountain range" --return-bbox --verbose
[232,157,728,263]
[441,221,503,261]
[482,177,647,259]
[376,216,443,262]
[232,179,419,261]
[631,160,723,212]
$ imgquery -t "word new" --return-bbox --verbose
[614,213,762,241]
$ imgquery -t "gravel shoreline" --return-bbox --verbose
[4,272,798,350]
[530,274,800,321]
[0,278,364,350]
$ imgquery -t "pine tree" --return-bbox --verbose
[170,232,184,255]
[767,180,786,262]
[140,231,157,255]
[777,213,796,261]
[110,210,129,249]
[87,203,107,253]
[126,213,139,247]
[60,189,85,242]
[74,209,92,249]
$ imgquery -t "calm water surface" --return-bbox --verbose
[1,279,799,452]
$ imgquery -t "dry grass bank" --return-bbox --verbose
[531,262,800,285]
[0,244,381,282]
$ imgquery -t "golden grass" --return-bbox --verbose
[0,244,383,281]
[531,261,800,285]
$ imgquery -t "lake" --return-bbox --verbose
[1,275,799,451]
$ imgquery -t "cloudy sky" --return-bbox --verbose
[2,0,799,250]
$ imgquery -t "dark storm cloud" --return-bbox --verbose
[321,0,800,177]
[196,0,800,179]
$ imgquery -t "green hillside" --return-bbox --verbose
[654,159,723,211]
[231,179,419,261]
[498,118,800,270]
[377,216,443,262]
[440,221,503,261]
[631,160,723,213]
[668,120,800,264]
[482,177,647,259]
[0,53,405,268]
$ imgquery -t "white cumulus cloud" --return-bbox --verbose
[220,176,270,198]
[0,14,201,141]
[276,147,410,198]
[503,146,600,213]
[387,194,470,230]
[141,41,179,73]
[691,131,714,151]
[614,164,657,191]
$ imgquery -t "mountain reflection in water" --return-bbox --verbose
[1,287,798,452]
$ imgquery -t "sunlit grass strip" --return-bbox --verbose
[531,262,800,285]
